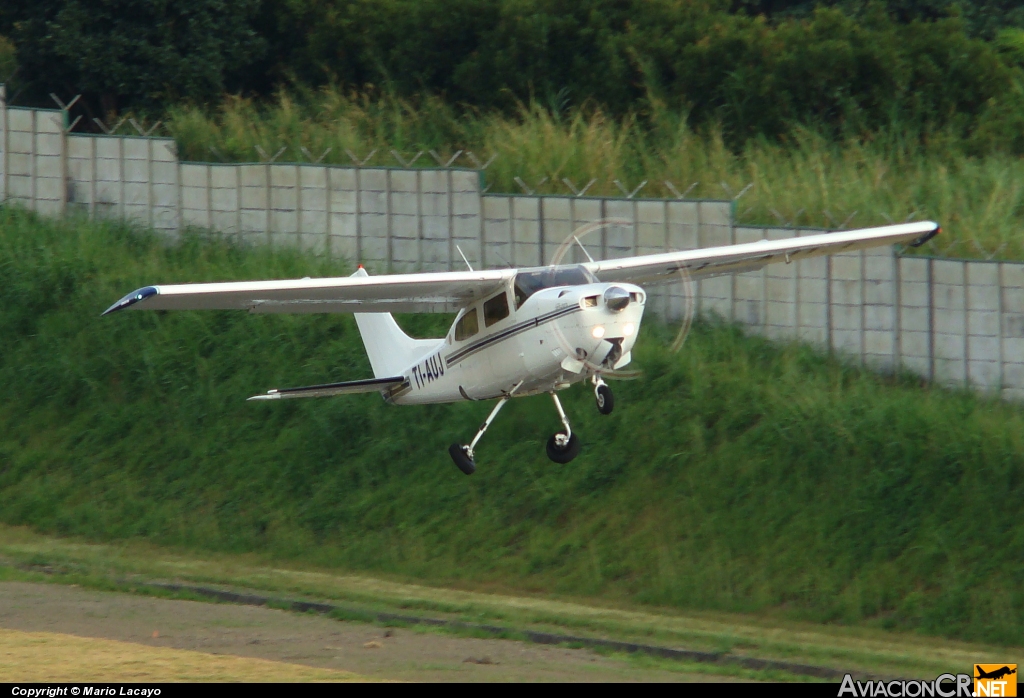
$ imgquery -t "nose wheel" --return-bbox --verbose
[593,377,614,415]
[546,391,581,463]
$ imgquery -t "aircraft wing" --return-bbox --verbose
[583,222,940,286]
[103,267,514,315]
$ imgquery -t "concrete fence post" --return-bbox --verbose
[58,106,68,215]
[385,169,393,272]
[296,164,303,244]
[893,250,902,370]
[0,83,6,202]
[146,139,153,229]
[116,134,124,219]
[825,256,833,353]
[354,168,362,262]
[859,249,866,364]
[998,262,1005,392]
[30,109,37,210]
[927,258,935,382]
[88,136,96,219]
[963,261,971,388]
[263,163,271,244]
[415,170,424,269]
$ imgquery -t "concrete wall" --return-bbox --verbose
[2,97,1023,400]
[730,226,1024,401]
[66,133,179,232]
[0,93,65,216]
[172,164,486,271]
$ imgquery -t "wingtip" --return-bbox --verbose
[909,222,941,248]
[102,286,158,316]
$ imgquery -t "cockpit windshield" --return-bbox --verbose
[513,265,598,309]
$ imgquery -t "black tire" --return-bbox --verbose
[546,432,581,463]
[595,384,614,415]
[448,443,476,475]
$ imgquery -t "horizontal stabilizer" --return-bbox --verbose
[248,376,406,401]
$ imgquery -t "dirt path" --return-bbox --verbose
[0,628,366,682]
[0,581,733,682]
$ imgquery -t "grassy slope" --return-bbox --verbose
[1,208,1022,646]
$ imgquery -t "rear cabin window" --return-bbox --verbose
[454,307,479,341]
[483,292,510,327]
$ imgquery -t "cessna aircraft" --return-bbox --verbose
[103,220,939,474]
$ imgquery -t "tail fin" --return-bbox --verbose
[351,268,440,378]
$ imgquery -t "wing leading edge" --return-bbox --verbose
[583,221,940,286]
[103,222,938,316]
[103,268,514,316]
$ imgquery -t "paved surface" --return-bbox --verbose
[0,581,741,682]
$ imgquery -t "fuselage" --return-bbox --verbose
[384,274,646,405]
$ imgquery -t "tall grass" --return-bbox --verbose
[155,88,1024,260]
[2,208,1023,645]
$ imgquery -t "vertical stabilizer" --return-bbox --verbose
[351,268,440,377]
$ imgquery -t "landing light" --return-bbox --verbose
[592,325,606,339]
[623,323,635,337]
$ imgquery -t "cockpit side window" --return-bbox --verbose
[454,307,479,341]
[513,265,598,309]
[483,291,510,327]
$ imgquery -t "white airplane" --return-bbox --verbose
[103,221,940,474]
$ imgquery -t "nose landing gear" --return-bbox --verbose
[546,391,581,463]
[593,376,614,415]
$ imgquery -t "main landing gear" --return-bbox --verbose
[449,383,591,474]
[448,381,522,476]
[449,377,619,474]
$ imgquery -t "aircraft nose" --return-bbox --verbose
[604,286,630,312]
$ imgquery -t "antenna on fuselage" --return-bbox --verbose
[455,244,474,271]
[573,235,595,263]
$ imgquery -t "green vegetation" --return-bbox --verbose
[733,1,1024,39]
[0,35,14,85]
[4,1,1024,146]
[1,207,1023,647]
[0,0,263,113]
[5,2,1024,259]
[165,90,1024,259]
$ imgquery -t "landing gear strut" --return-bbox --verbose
[593,375,614,415]
[546,391,581,463]
[449,381,522,475]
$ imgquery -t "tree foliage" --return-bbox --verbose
[0,0,264,114]
[732,1,1024,38]
[1,1,1022,146]
[263,1,1018,143]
